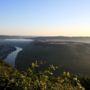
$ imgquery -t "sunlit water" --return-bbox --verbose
[3,39,34,67]
[5,47,22,67]
[4,39,33,42]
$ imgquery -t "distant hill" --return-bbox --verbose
[0,35,90,40]
[0,45,16,59]
[16,41,90,76]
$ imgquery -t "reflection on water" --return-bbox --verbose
[5,47,22,67]
[4,39,33,42]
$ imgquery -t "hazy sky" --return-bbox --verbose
[0,0,90,36]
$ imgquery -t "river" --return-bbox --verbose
[3,39,34,67]
[5,47,22,67]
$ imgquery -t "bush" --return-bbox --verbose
[0,60,86,90]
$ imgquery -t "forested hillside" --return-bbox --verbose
[0,60,90,90]
[16,41,90,76]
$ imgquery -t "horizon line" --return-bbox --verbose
[0,34,90,38]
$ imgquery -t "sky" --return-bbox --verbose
[0,0,90,36]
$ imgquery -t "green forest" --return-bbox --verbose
[0,60,90,90]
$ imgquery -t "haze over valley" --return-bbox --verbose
[0,36,90,76]
[1,0,90,89]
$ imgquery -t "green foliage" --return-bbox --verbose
[79,76,90,90]
[0,60,87,90]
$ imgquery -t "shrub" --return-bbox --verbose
[0,60,86,90]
